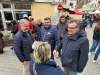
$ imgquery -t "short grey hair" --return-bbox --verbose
[69,20,80,27]
[19,19,28,25]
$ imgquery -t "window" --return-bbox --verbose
[0,12,4,30]
[14,11,31,20]
[63,0,67,2]
[15,3,31,9]
[2,4,11,8]
[6,22,12,30]
[4,11,13,20]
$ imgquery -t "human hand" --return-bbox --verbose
[32,41,39,49]
[53,50,57,57]
[32,33,36,37]
[22,61,27,65]
[74,72,78,75]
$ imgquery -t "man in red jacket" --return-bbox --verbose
[18,14,34,33]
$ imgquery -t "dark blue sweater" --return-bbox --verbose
[39,25,59,51]
[26,33,33,53]
[14,30,34,62]
[29,59,65,75]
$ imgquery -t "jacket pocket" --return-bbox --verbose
[62,52,73,67]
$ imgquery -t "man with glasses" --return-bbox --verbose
[53,20,89,75]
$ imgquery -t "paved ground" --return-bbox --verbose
[0,23,100,75]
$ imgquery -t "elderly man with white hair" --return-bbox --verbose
[34,18,43,40]
[14,19,35,75]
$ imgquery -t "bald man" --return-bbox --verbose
[34,18,44,40]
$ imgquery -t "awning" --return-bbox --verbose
[69,9,83,15]
[63,8,83,15]
[93,10,100,14]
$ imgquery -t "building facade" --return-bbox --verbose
[79,0,99,12]
[0,1,32,30]
[76,0,90,9]
[0,0,70,31]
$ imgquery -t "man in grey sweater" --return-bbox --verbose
[57,15,68,57]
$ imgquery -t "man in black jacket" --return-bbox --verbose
[10,20,18,50]
[34,18,43,40]
[53,20,89,75]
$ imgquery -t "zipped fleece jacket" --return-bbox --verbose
[55,31,89,73]
[14,30,34,62]
[57,22,68,40]
[39,25,59,51]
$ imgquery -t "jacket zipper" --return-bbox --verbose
[43,30,47,41]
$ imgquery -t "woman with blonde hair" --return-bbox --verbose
[29,42,65,75]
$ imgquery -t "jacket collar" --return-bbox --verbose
[19,30,31,36]
[60,21,66,24]
[35,59,57,68]
[44,25,51,30]
[37,22,43,26]
[19,30,35,41]
[68,31,80,41]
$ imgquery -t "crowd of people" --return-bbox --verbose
[0,14,100,75]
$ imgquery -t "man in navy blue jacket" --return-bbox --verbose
[14,19,35,75]
[53,20,89,75]
[39,17,59,59]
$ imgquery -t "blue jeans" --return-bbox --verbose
[94,42,100,60]
[90,40,99,53]
[90,22,93,27]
